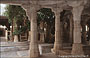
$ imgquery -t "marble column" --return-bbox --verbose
[71,6,84,55]
[22,4,40,57]
[29,5,40,58]
[28,31,31,41]
[52,8,63,55]
[5,29,8,41]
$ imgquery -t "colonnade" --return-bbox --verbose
[22,4,85,57]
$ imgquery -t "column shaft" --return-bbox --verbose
[5,30,8,41]
[71,6,84,55]
[22,4,40,58]
[52,8,63,55]
[29,6,40,58]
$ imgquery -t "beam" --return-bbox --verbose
[0,0,28,5]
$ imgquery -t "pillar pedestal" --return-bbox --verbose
[71,43,84,55]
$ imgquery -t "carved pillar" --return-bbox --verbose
[5,29,8,41]
[69,14,73,43]
[22,4,40,58]
[71,6,84,55]
[30,5,40,58]
[52,8,63,55]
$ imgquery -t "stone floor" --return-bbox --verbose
[0,49,58,58]
[0,41,58,58]
[1,45,89,58]
[0,37,90,58]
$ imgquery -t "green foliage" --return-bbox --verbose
[37,8,55,25]
[13,26,28,35]
[13,28,21,35]
[37,8,55,43]
[4,5,27,24]
[25,19,30,31]
[4,5,30,35]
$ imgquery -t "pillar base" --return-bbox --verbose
[71,43,84,55]
[30,44,40,58]
[51,48,60,55]
[51,46,63,55]
[52,44,63,55]
[30,50,40,58]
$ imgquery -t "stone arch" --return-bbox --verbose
[37,8,55,43]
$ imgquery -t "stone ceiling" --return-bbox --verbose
[1,0,90,16]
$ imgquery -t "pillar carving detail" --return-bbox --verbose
[52,8,63,55]
[71,6,84,55]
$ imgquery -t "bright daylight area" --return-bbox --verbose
[0,4,7,28]
[0,0,90,58]
[0,4,7,16]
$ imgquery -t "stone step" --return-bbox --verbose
[0,41,30,52]
[62,43,72,47]
[0,41,30,46]
[0,46,19,52]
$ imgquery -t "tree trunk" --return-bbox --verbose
[40,20,44,42]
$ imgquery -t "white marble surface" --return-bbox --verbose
[0,42,58,58]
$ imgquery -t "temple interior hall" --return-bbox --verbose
[0,0,90,58]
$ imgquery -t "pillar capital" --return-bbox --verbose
[21,4,41,21]
[21,4,30,10]
[21,4,31,20]
[72,6,84,21]
[52,7,63,15]
[67,0,87,8]
[30,4,41,11]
